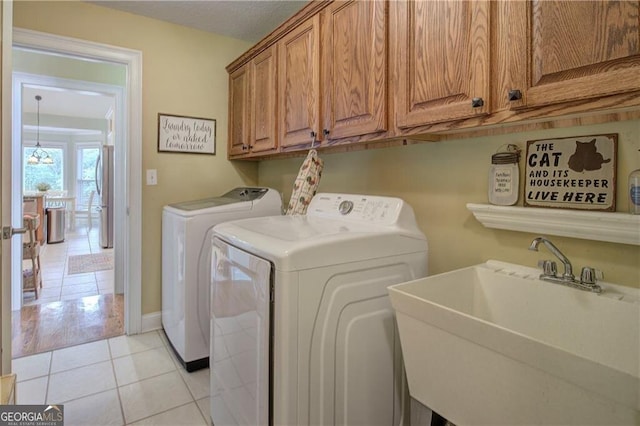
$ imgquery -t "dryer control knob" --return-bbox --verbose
[338,200,354,215]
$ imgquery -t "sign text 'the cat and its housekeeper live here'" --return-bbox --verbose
[525,134,617,211]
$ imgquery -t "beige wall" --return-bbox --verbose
[14,1,259,314]
[259,120,640,289]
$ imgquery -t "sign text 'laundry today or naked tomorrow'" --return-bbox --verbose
[157,113,216,155]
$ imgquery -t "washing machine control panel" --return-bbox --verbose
[309,193,407,225]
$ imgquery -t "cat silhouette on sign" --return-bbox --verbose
[568,139,611,172]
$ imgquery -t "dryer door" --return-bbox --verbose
[210,238,272,426]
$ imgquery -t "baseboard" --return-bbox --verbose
[141,311,162,333]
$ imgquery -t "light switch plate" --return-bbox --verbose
[146,169,158,185]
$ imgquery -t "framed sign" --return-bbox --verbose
[524,134,617,211]
[157,113,216,155]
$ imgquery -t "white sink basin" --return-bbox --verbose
[388,260,640,425]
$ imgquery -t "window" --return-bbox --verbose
[23,146,64,191]
[76,145,100,209]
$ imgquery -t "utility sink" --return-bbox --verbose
[388,261,640,425]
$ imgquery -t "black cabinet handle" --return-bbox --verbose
[471,97,484,108]
[310,131,316,138]
[508,89,522,101]
[323,129,330,136]
[242,145,248,151]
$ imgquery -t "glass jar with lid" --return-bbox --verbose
[630,149,640,215]
[488,145,520,206]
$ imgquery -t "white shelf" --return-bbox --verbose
[466,203,640,246]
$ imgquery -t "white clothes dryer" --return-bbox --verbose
[210,193,428,426]
[161,187,282,372]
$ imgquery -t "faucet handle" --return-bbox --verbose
[538,260,557,277]
[580,267,603,285]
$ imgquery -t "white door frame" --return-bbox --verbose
[1,0,15,374]
[12,28,143,334]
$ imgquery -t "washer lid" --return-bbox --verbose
[213,193,428,271]
[169,196,242,211]
[164,187,279,216]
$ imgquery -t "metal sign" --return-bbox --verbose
[524,134,617,211]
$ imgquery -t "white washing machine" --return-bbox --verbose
[161,187,282,372]
[210,193,428,426]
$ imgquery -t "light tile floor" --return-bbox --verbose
[23,220,114,306]
[13,330,211,426]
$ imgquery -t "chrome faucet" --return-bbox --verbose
[528,236,602,293]
[529,237,574,281]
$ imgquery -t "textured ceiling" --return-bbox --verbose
[87,1,309,43]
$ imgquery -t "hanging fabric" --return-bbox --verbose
[285,149,323,215]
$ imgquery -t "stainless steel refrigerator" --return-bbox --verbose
[95,145,114,248]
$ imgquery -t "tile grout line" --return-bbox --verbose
[108,335,128,426]
[162,328,210,425]
[44,351,52,405]
[124,401,199,426]
[117,330,204,425]
[174,355,209,424]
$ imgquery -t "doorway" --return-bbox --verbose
[12,72,123,357]
[9,29,143,360]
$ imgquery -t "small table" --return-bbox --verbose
[45,196,76,231]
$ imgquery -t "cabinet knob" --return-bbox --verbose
[310,131,316,138]
[471,97,484,108]
[242,145,248,151]
[508,89,522,101]
[323,129,330,137]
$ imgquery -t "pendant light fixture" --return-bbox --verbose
[27,95,53,165]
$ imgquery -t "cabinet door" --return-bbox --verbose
[228,65,250,156]
[278,15,321,149]
[250,46,278,153]
[510,0,640,109]
[322,0,387,140]
[394,0,490,128]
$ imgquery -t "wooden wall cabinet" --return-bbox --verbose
[229,1,388,156]
[392,0,490,129]
[228,65,251,157]
[229,47,279,158]
[250,46,278,154]
[504,0,640,110]
[278,14,321,150]
[227,0,640,160]
[321,0,388,142]
[277,0,388,150]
